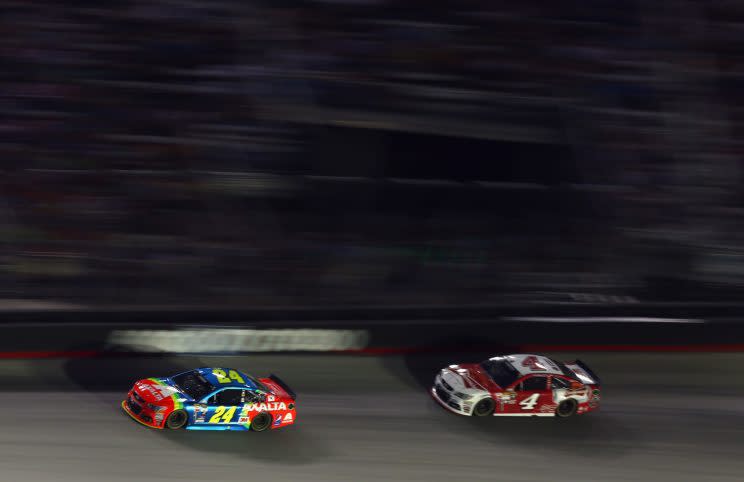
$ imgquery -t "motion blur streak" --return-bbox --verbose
[1,353,743,482]
[503,317,704,323]
[107,328,369,353]
[0,350,99,359]
[5,1,744,310]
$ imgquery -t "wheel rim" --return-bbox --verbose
[474,399,494,416]
[557,400,575,417]
[167,411,187,428]
[252,413,271,431]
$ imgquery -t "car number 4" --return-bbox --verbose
[519,393,540,410]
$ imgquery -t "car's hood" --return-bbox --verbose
[440,363,498,393]
[133,377,190,405]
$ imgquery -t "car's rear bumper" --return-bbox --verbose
[121,400,163,429]
[577,400,600,415]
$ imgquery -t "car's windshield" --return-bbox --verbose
[479,358,520,388]
[171,370,215,400]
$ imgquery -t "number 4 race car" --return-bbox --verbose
[432,354,601,418]
[122,367,297,431]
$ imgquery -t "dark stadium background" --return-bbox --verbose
[4,0,743,310]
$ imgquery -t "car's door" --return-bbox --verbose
[509,375,551,414]
[202,388,244,426]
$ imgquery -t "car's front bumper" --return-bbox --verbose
[430,386,472,416]
[121,399,163,429]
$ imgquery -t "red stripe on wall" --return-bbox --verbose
[0,350,100,359]
[338,343,744,354]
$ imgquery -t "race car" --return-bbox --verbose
[431,354,600,417]
[122,367,297,431]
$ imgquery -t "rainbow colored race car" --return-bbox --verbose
[122,367,297,431]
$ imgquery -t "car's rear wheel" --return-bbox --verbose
[472,398,495,417]
[251,412,273,432]
[165,409,188,429]
[556,399,578,418]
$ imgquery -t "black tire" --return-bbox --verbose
[472,398,495,417]
[556,399,578,418]
[251,412,273,432]
[165,409,188,429]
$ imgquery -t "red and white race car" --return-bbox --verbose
[431,354,601,417]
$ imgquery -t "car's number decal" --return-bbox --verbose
[521,356,547,371]
[212,369,246,384]
[208,406,237,423]
[519,393,540,410]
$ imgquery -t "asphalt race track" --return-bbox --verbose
[1,352,744,482]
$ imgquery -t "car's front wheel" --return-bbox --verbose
[165,409,188,429]
[555,399,578,418]
[472,398,495,417]
[250,412,273,432]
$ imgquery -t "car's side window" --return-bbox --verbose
[520,376,548,391]
[216,389,243,406]
[244,390,262,404]
[551,376,570,389]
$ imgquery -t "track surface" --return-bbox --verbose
[2,352,744,482]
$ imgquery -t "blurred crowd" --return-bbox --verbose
[2,0,744,307]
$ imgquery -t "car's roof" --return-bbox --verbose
[500,354,564,377]
[192,367,261,390]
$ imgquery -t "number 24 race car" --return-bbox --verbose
[122,367,297,431]
[432,354,601,417]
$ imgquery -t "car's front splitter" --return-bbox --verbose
[430,387,471,416]
[121,400,163,429]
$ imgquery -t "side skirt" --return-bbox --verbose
[186,424,251,431]
[492,413,555,417]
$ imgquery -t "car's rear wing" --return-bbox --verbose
[269,374,297,400]
[575,359,601,386]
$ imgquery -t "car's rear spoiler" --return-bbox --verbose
[269,374,297,400]
[575,359,601,386]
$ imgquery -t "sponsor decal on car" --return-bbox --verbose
[241,402,287,413]
[538,404,557,413]
[136,381,177,402]
[495,392,517,403]
[274,415,283,426]
[566,387,588,397]
[589,389,601,408]
[283,412,293,423]
[494,391,517,410]
[194,404,207,423]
